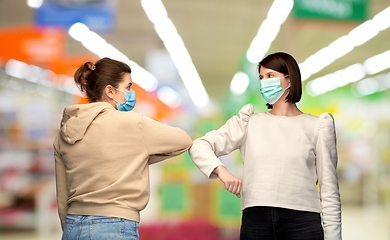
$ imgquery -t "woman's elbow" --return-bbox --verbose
[182,133,193,150]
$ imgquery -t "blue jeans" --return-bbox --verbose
[240,206,324,240]
[62,214,139,240]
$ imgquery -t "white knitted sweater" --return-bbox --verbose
[189,104,342,240]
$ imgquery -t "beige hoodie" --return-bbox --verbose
[53,102,192,229]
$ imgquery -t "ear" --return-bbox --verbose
[104,85,116,100]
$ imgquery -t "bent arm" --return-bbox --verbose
[139,115,193,165]
[189,104,253,179]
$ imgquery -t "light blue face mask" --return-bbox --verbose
[114,89,136,111]
[259,75,289,105]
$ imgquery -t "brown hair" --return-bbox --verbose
[258,52,302,108]
[74,58,131,102]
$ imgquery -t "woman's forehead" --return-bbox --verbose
[122,72,132,83]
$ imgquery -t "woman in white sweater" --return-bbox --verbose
[188,52,341,240]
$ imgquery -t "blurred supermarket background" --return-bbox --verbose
[0,0,390,239]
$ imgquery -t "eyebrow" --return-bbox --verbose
[263,71,277,75]
[259,71,277,77]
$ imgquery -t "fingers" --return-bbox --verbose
[235,180,242,198]
[224,178,242,198]
[217,168,242,198]
[236,182,242,198]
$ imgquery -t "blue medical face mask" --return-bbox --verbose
[114,89,136,111]
[259,75,289,105]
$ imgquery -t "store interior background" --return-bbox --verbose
[0,0,390,239]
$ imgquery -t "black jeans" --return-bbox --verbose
[240,206,324,240]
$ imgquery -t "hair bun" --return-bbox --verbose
[74,62,94,92]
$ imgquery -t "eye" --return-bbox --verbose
[259,75,263,80]
[127,83,133,90]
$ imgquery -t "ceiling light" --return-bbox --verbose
[246,0,294,63]
[306,50,390,96]
[354,77,379,96]
[27,0,43,9]
[141,0,209,108]
[326,36,354,59]
[348,20,379,47]
[230,72,250,96]
[363,49,390,75]
[68,22,158,92]
[372,6,390,31]
[341,63,366,84]
[5,59,28,79]
[157,86,181,108]
[300,6,390,81]
[353,72,390,96]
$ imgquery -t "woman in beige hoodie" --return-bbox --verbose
[53,58,192,240]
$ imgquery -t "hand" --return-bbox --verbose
[213,166,242,198]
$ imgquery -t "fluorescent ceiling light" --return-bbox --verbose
[128,61,159,91]
[326,36,354,59]
[27,0,43,8]
[157,86,181,108]
[5,59,28,79]
[348,20,379,47]
[306,50,390,96]
[5,59,82,96]
[354,77,380,96]
[300,6,390,81]
[232,0,293,96]
[372,6,390,31]
[230,72,250,96]
[341,63,366,84]
[246,0,294,63]
[353,72,390,96]
[363,50,390,75]
[68,22,158,92]
[141,0,209,108]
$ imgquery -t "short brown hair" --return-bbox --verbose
[74,58,131,102]
[258,52,302,104]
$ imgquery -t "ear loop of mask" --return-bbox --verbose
[112,88,124,104]
[274,75,290,103]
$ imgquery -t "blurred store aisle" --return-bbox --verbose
[0,233,61,240]
[0,205,389,240]
[342,205,390,240]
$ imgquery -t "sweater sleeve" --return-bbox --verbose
[139,115,193,165]
[188,104,253,180]
[54,141,68,230]
[316,113,342,240]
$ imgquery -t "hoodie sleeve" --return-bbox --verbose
[316,113,342,240]
[53,139,68,230]
[138,115,193,165]
[188,104,253,180]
